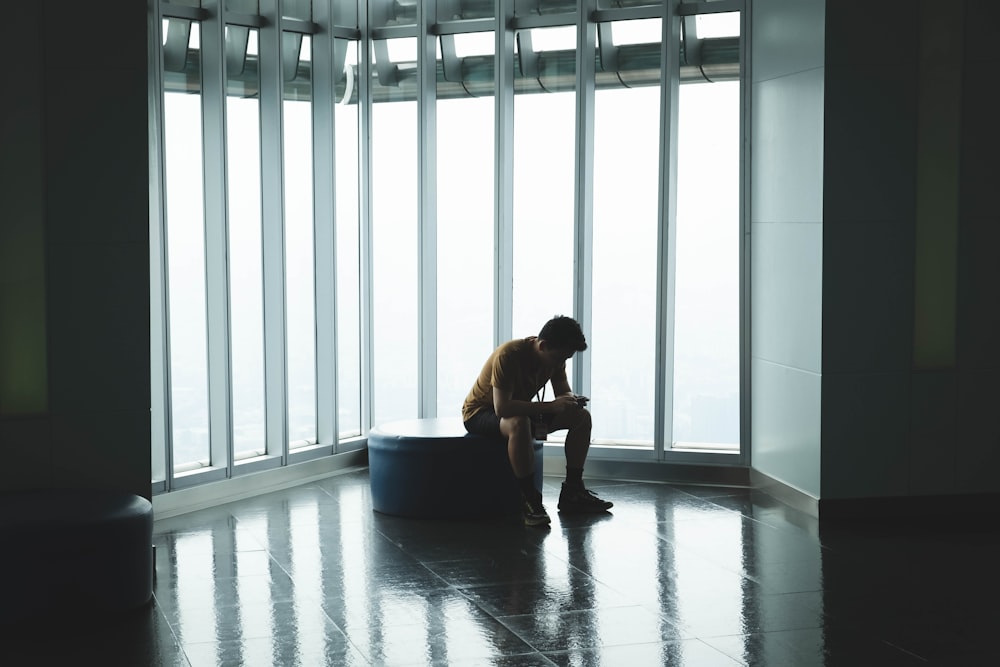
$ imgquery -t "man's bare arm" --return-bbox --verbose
[550,366,573,397]
[493,386,577,418]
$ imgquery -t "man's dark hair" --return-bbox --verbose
[538,315,588,352]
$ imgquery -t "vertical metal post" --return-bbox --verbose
[149,0,172,490]
[358,0,374,434]
[201,0,235,475]
[494,0,515,347]
[417,0,438,418]
[259,0,289,463]
[739,2,752,466]
[573,0,597,396]
[655,0,681,459]
[314,0,339,450]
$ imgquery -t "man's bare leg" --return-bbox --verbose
[499,415,550,526]
[500,415,534,478]
[548,408,612,513]
[551,408,591,470]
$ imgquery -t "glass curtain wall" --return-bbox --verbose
[154,0,368,491]
[151,0,745,492]
[162,18,210,471]
[512,26,576,347]
[225,26,267,460]
[590,18,662,448]
[334,39,362,438]
[436,31,496,420]
[672,11,741,450]
[283,31,318,449]
[370,37,419,426]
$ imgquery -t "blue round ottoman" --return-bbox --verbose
[0,489,154,623]
[368,418,543,518]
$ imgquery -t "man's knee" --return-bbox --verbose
[501,415,532,439]
[572,407,592,429]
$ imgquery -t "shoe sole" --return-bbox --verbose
[524,515,552,527]
[557,503,613,514]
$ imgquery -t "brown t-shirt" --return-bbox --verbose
[461,337,562,422]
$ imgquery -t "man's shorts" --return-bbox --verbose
[464,408,554,439]
[464,408,502,437]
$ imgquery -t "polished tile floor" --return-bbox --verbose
[3,469,998,665]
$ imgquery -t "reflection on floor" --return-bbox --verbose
[3,469,998,665]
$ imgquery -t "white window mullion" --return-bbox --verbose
[312,0,338,451]
[494,0,515,347]
[201,0,235,475]
[149,0,171,490]
[739,5,751,465]
[656,3,682,460]
[259,0,289,464]
[573,0,597,398]
[358,0,374,435]
[417,0,438,418]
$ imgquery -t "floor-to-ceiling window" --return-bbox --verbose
[161,16,210,472]
[672,10,741,451]
[436,29,496,420]
[282,29,318,449]
[334,37,363,439]
[369,35,419,426]
[590,17,662,448]
[225,25,267,461]
[150,0,745,493]
[512,25,577,346]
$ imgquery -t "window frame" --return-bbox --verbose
[149,0,749,495]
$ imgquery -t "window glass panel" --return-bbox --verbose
[226,26,266,460]
[515,0,575,18]
[437,34,495,420]
[451,31,494,58]
[282,0,312,21]
[528,25,575,52]
[335,39,362,438]
[371,0,415,29]
[513,26,576,342]
[332,2,358,27]
[386,39,417,63]
[283,33,317,448]
[590,19,660,448]
[696,12,740,38]
[438,0,494,21]
[371,37,418,425]
[163,19,210,470]
[225,0,258,12]
[672,78,740,450]
[611,17,661,45]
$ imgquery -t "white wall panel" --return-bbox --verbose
[751,358,821,498]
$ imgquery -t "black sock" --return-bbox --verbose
[565,466,584,488]
[518,474,539,501]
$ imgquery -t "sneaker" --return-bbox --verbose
[558,483,613,514]
[522,494,551,527]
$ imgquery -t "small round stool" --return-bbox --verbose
[368,417,543,519]
[0,489,154,623]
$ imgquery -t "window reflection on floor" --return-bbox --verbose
[136,471,1000,664]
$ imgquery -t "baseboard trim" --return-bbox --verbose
[551,457,751,487]
[749,469,820,519]
[819,491,1000,521]
[153,449,368,520]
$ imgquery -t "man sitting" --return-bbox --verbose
[462,315,613,527]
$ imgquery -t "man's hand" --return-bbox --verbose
[552,395,582,413]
